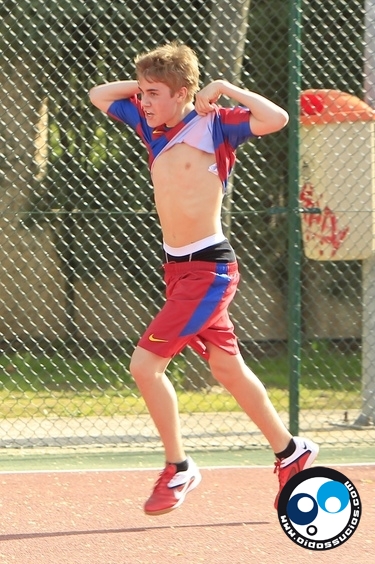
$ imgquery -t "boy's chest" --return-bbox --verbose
[151,143,217,185]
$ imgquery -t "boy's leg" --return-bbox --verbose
[207,345,292,452]
[207,343,319,508]
[130,346,201,515]
[130,346,185,463]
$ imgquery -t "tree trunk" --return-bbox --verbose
[206,0,251,237]
[0,56,41,214]
[182,0,252,388]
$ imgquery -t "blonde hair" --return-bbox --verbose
[135,42,200,102]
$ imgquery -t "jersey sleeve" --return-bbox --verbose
[107,96,143,131]
[107,95,154,148]
[218,106,254,149]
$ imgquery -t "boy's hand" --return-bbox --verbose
[195,80,225,115]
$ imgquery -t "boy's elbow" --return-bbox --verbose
[251,108,289,136]
[89,87,99,106]
[89,87,109,113]
[276,108,289,131]
[266,109,289,135]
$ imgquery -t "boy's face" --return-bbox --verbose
[138,77,185,128]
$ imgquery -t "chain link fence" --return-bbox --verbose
[1,0,374,452]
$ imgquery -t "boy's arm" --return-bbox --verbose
[89,80,140,113]
[195,80,289,136]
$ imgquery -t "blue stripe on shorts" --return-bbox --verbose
[179,264,231,337]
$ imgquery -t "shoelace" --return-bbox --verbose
[153,465,176,493]
[273,459,285,483]
[274,458,291,492]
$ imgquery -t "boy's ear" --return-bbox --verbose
[176,86,188,101]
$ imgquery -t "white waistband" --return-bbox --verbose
[163,233,226,257]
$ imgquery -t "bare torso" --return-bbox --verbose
[151,143,224,247]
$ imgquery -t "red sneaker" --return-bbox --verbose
[144,457,202,516]
[274,437,319,509]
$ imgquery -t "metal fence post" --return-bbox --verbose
[356,0,375,426]
[288,0,303,434]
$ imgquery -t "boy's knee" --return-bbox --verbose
[129,349,146,382]
[129,347,169,384]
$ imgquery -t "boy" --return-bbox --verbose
[89,42,318,516]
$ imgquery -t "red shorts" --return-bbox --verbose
[138,260,240,360]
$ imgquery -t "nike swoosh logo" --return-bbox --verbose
[148,334,168,343]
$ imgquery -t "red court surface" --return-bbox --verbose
[0,465,373,564]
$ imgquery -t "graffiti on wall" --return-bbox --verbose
[300,182,350,258]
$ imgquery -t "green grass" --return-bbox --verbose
[250,340,361,392]
[0,387,361,419]
[0,340,361,418]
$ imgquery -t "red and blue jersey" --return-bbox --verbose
[107,96,254,191]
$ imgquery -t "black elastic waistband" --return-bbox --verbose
[164,239,236,263]
[164,260,239,276]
